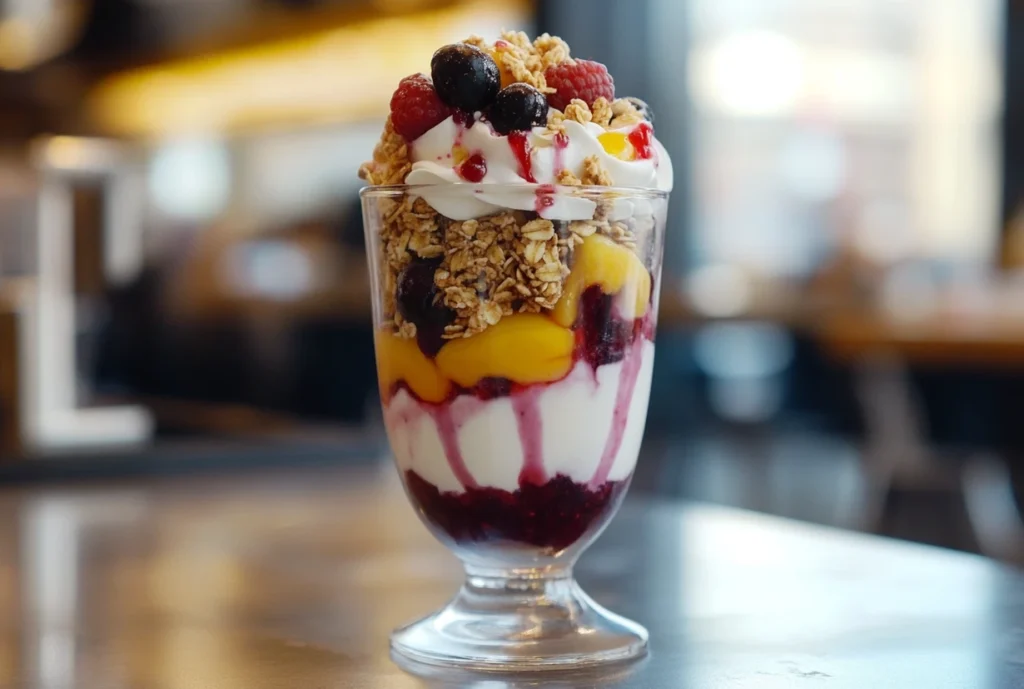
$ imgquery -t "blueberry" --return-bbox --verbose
[396,260,440,326]
[625,97,654,125]
[430,43,500,112]
[486,84,549,135]
[395,259,455,357]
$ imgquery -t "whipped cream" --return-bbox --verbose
[405,118,673,221]
[384,340,655,493]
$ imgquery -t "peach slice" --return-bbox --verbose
[436,314,574,387]
[551,233,651,328]
[374,330,451,403]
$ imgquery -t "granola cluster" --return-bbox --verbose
[463,31,569,95]
[546,96,644,133]
[374,195,637,339]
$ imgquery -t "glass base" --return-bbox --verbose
[391,566,648,671]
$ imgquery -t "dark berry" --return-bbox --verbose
[430,43,500,112]
[625,97,654,124]
[396,259,455,357]
[389,74,451,141]
[579,286,631,368]
[395,260,440,325]
[486,84,549,135]
[415,312,453,358]
[474,377,512,400]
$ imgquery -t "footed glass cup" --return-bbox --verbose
[361,184,668,670]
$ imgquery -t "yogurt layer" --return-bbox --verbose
[383,340,655,493]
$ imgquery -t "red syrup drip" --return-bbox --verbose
[457,153,487,182]
[508,131,536,182]
[534,183,556,214]
[589,333,646,488]
[453,109,475,130]
[511,386,547,486]
[552,132,569,173]
[425,400,482,489]
[627,122,655,160]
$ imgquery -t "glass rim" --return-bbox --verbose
[359,183,670,200]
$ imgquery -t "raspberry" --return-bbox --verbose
[544,59,615,111]
[390,74,451,141]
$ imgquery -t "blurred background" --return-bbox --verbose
[2,0,1024,559]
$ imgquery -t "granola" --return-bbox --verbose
[372,195,641,338]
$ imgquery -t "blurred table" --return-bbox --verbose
[0,464,1021,688]
[819,307,1024,367]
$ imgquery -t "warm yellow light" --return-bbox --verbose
[88,0,530,137]
[0,20,36,71]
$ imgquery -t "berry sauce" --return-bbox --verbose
[627,122,654,160]
[405,469,630,550]
[534,183,556,214]
[453,110,476,128]
[552,132,569,173]
[458,153,487,182]
[508,131,536,182]
[511,384,547,486]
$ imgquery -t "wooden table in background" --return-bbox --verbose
[0,463,1021,688]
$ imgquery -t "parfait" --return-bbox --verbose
[360,31,671,670]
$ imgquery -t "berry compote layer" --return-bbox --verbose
[377,232,656,551]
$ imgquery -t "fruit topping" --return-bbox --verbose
[431,43,501,113]
[624,97,654,124]
[627,122,654,160]
[598,132,633,160]
[552,234,651,328]
[457,152,487,182]
[389,74,452,141]
[436,314,574,387]
[486,83,549,135]
[374,330,451,403]
[544,59,615,111]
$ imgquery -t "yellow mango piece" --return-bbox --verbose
[436,314,574,387]
[374,330,451,403]
[598,132,635,160]
[552,234,652,327]
[452,144,470,164]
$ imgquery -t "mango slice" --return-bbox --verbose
[375,331,451,403]
[598,132,635,160]
[551,234,651,328]
[436,314,574,387]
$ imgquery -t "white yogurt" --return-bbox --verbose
[382,340,655,493]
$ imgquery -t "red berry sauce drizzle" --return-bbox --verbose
[507,131,536,182]
[457,153,487,182]
[628,122,655,160]
[388,286,655,549]
[534,183,555,213]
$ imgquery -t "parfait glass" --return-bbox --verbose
[361,183,668,670]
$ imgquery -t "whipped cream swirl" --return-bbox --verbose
[405,117,673,222]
